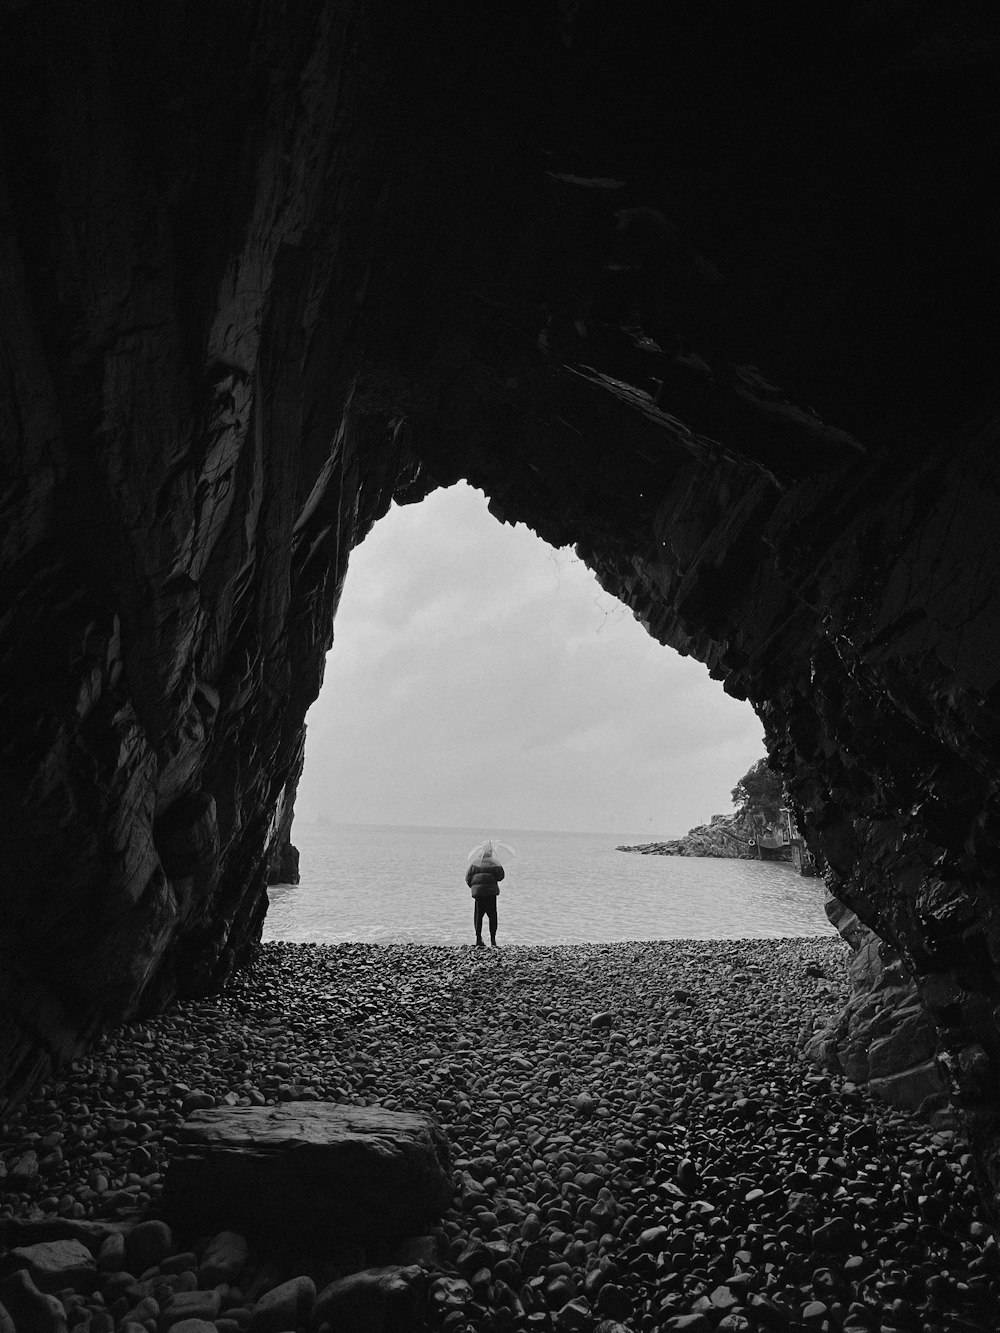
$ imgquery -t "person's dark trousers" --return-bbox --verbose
[474,897,498,945]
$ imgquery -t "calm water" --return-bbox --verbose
[263,823,833,944]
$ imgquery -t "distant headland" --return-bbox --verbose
[617,758,819,868]
[617,811,755,858]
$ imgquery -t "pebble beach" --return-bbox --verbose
[1,938,996,1333]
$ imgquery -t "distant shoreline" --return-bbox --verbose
[616,837,751,859]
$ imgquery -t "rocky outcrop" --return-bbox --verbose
[266,835,301,886]
[804,897,950,1114]
[265,758,301,885]
[618,814,755,859]
[2,0,1000,1207]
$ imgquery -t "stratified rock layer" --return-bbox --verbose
[2,1,1000,1202]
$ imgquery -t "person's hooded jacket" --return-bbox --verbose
[466,848,505,899]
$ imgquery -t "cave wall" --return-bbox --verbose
[0,0,415,1104]
[805,896,949,1115]
[2,0,1000,1193]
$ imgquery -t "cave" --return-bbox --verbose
[2,0,1000,1207]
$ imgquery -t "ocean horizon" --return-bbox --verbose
[264,820,834,945]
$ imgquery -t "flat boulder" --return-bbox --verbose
[7,1239,96,1295]
[161,1102,451,1251]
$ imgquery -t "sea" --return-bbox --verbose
[262,822,834,945]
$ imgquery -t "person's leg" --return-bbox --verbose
[473,900,485,945]
[486,898,498,947]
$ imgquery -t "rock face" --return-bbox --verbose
[804,897,950,1113]
[161,1102,452,1250]
[2,1,1000,1202]
[265,833,301,887]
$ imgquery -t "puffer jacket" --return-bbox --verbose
[466,857,505,899]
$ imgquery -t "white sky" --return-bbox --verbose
[294,482,766,838]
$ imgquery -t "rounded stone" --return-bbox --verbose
[247,1275,316,1333]
[124,1219,173,1273]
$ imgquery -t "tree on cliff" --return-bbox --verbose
[732,758,784,831]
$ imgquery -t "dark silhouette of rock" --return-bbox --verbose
[313,1265,426,1333]
[1,0,1000,1210]
[123,1219,173,1274]
[805,896,950,1113]
[266,834,301,886]
[197,1229,249,1286]
[161,1103,452,1250]
[0,1269,67,1333]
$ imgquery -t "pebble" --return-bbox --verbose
[0,939,995,1333]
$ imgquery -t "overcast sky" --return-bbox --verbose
[294,482,765,838]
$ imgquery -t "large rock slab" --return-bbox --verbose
[161,1103,451,1251]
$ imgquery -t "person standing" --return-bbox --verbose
[466,840,505,947]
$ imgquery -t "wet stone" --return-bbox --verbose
[11,1151,41,1183]
[246,1275,315,1333]
[0,1270,68,1333]
[159,1288,222,1328]
[121,1295,159,1326]
[812,1217,856,1252]
[124,1220,172,1274]
[595,1283,631,1318]
[637,1225,669,1253]
[197,1232,248,1286]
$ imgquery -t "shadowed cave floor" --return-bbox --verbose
[0,940,994,1332]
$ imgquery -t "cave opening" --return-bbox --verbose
[294,480,764,837]
[265,479,830,945]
